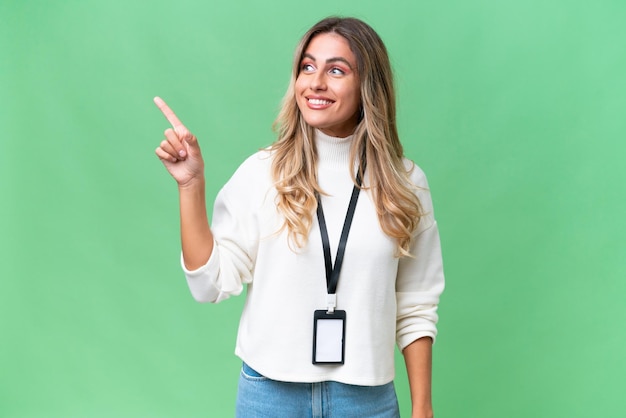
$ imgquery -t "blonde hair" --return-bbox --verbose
[270,17,423,256]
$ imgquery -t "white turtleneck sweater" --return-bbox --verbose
[182,131,444,386]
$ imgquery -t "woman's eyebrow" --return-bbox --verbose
[302,53,354,70]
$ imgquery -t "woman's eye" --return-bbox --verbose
[301,63,315,72]
[329,67,345,75]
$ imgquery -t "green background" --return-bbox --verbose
[1,0,624,417]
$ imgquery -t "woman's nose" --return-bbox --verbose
[310,72,326,90]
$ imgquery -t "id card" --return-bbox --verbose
[312,310,346,364]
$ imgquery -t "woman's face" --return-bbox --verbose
[295,33,361,138]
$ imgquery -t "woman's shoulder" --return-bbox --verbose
[401,158,437,226]
[232,148,273,177]
[221,149,274,195]
[402,157,430,189]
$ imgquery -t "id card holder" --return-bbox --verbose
[312,309,346,364]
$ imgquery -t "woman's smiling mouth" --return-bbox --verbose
[306,97,334,106]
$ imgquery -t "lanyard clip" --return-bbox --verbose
[327,294,337,314]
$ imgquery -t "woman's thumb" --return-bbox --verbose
[184,134,199,148]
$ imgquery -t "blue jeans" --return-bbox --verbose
[236,363,400,418]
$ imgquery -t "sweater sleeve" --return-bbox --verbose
[395,163,445,350]
[181,155,264,303]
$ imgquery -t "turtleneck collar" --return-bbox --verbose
[315,129,354,171]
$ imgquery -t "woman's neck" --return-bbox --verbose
[315,130,353,171]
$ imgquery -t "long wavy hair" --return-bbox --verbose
[270,16,423,256]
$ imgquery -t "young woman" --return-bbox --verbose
[155,16,444,418]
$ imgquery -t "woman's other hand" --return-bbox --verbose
[154,96,204,187]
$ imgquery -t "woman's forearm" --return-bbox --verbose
[403,337,434,418]
[178,178,214,270]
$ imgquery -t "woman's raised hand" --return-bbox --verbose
[154,97,205,187]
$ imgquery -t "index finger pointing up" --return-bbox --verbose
[154,96,185,130]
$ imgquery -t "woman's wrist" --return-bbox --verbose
[411,404,434,418]
[178,176,206,192]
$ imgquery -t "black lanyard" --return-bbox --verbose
[316,163,365,307]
